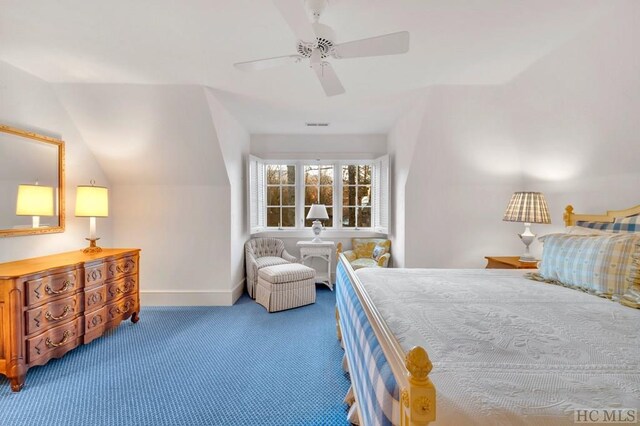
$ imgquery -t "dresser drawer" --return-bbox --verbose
[107,295,137,324]
[27,318,82,364]
[107,256,138,281]
[26,270,79,307]
[85,285,107,312]
[85,306,107,334]
[85,263,107,287]
[25,294,82,336]
[106,275,138,303]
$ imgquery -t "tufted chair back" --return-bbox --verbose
[246,238,285,258]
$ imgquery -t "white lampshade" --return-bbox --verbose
[75,185,109,217]
[16,184,54,216]
[306,204,329,220]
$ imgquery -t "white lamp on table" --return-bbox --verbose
[503,191,551,262]
[75,181,109,253]
[306,204,329,243]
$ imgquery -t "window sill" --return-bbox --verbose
[253,229,388,239]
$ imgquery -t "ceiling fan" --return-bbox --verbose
[234,0,410,97]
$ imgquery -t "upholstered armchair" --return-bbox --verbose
[337,238,391,270]
[245,238,297,298]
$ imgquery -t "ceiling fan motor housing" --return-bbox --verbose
[297,22,335,58]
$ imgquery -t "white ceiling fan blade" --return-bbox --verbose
[272,0,317,43]
[333,31,410,59]
[234,55,301,71]
[312,62,345,97]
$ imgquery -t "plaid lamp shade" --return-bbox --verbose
[503,192,551,224]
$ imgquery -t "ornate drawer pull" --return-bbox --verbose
[116,301,132,315]
[45,280,72,295]
[45,306,71,321]
[116,282,134,294]
[45,330,71,348]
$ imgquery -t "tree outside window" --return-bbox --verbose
[304,164,334,227]
[342,165,371,228]
[266,164,296,228]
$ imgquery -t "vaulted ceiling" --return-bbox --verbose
[0,0,619,133]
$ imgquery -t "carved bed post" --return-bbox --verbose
[563,205,574,226]
[400,346,436,425]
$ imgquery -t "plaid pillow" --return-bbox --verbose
[621,244,640,309]
[577,215,639,232]
[538,233,640,298]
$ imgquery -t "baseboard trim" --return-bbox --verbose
[231,279,246,304]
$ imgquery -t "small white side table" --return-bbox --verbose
[297,240,335,290]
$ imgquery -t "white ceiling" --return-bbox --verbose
[0,0,617,134]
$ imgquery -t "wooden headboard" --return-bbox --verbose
[564,204,640,226]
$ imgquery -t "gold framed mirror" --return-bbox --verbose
[0,125,65,237]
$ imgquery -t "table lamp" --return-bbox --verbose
[75,181,109,253]
[16,183,54,228]
[306,204,329,243]
[503,192,551,262]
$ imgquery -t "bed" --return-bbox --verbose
[335,204,640,425]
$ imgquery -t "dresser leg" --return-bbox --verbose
[131,312,140,323]
[9,374,25,392]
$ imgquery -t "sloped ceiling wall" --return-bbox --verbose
[54,84,244,305]
[0,60,112,262]
[389,1,640,267]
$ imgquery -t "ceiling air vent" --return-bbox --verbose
[305,122,330,127]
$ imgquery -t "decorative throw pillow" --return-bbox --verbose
[537,233,640,298]
[577,215,639,233]
[372,245,386,261]
[620,244,640,308]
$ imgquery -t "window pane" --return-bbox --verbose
[342,185,356,206]
[282,186,295,206]
[358,186,371,206]
[282,208,296,227]
[282,165,295,185]
[342,207,356,227]
[267,186,280,205]
[305,186,318,205]
[266,165,280,184]
[305,165,318,185]
[342,165,357,185]
[358,207,371,227]
[267,207,280,227]
[358,165,371,184]
[319,165,333,185]
[305,207,333,227]
[319,186,333,205]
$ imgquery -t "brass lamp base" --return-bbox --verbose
[82,237,103,254]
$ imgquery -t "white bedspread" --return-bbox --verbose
[356,268,640,425]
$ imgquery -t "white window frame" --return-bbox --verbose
[249,156,389,234]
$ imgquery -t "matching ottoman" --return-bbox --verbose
[256,263,316,312]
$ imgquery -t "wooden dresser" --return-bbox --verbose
[0,248,140,391]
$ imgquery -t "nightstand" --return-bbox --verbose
[297,240,335,290]
[485,256,538,269]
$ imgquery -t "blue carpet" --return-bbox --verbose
[0,287,350,426]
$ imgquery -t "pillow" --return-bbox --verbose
[566,226,612,235]
[577,216,639,233]
[620,244,640,308]
[372,245,386,261]
[537,233,640,298]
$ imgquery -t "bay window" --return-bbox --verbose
[248,156,388,234]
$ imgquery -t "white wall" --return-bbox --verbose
[54,84,244,305]
[389,2,640,267]
[251,134,386,160]
[0,60,112,262]
[206,88,251,302]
